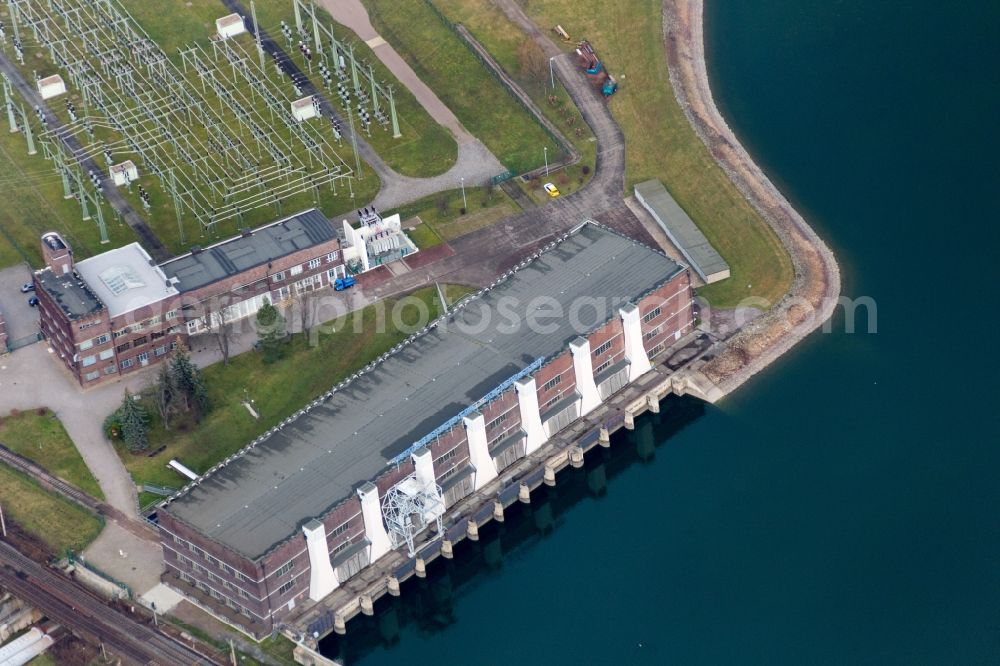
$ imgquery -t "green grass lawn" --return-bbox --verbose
[405,221,444,249]
[492,0,794,307]
[0,115,138,269]
[0,409,105,500]
[361,0,558,175]
[431,0,595,164]
[120,287,452,489]
[388,185,518,241]
[0,465,103,553]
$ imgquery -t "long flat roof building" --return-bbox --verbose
[634,179,731,284]
[165,222,686,559]
[157,222,695,636]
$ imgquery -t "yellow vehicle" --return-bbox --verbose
[543,182,560,197]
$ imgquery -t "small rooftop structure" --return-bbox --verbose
[36,74,66,100]
[162,222,684,559]
[109,160,138,187]
[75,243,178,318]
[215,13,246,40]
[291,96,319,123]
[634,179,730,284]
[160,208,337,293]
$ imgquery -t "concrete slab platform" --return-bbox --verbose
[140,583,185,613]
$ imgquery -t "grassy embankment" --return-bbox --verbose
[361,0,559,176]
[430,0,596,201]
[121,285,474,493]
[486,0,793,307]
[0,411,103,552]
[0,409,105,499]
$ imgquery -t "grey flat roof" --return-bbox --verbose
[35,268,103,319]
[163,223,684,559]
[634,180,730,281]
[74,243,178,318]
[160,209,336,293]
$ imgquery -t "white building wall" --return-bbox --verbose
[515,376,547,455]
[619,303,652,381]
[357,482,391,562]
[569,336,601,415]
[463,413,497,490]
[301,519,338,601]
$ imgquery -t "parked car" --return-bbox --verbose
[20,283,34,293]
[543,182,560,198]
[27,296,39,307]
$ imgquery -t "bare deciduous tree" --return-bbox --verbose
[518,40,548,90]
[293,289,314,339]
[153,364,175,431]
[204,296,232,366]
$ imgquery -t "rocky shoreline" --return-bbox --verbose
[664,0,842,397]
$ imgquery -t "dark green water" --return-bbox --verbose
[322,1,1000,662]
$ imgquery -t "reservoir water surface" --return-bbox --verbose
[322,1,1000,662]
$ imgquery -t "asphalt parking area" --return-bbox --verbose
[0,264,39,343]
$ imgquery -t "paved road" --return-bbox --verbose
[0,541,213,665]
[0,54,171,263]
[223,0,503,212]
[350,52,646,304]
[0,343,144,519]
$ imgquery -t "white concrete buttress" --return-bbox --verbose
[569,336,602,415]
[464,413,497,490]
[302,519,338,601]
[515,376,547,455]
[412,447,435,487]
[619,303,652,381]
[357,482,392,563]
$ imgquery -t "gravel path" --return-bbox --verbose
[663,0,841,396]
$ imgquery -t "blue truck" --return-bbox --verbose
[334,276,356,291]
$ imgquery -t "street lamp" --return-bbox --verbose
[543,146,548,177]
[460,176,467,210]
[549,56,555,89]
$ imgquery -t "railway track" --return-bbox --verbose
[0,444,100,512]
[0,541,213,665]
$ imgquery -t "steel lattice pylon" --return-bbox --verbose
[4,0,354,239]
[381,474,445,556]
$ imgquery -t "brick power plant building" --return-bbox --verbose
[32,209,347,386]
[154,222,695,637]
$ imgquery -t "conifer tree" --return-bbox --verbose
[117,390,150,452]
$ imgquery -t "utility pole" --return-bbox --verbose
[543,146,548,177]
[0,502,7,537]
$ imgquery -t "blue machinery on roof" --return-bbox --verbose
[389,356,545,466]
